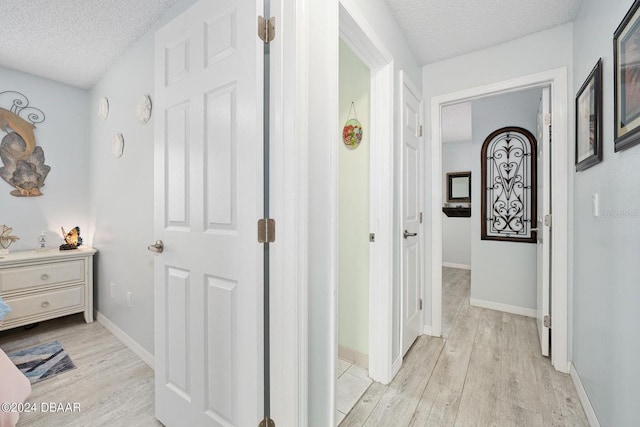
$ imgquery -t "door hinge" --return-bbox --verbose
[544,214,552,228]
[258,219,276,243]
[419,212,423,224]
[419,125,423,137]
[259,418,275,427]
[369,233,376,242]
[544,113,552,142]
[543,315,551,328]
[258,16,275,44]
[419,298,423,310]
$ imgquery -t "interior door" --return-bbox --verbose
[153,0,263,425]
[401,76,423,356]
[536,87,551,357]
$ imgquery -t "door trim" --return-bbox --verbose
[268,0,309,425]
[430,68,570,373]
[339,0,395,385]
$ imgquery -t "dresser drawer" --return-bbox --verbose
[0,260,85,293]
[2,286,85,323]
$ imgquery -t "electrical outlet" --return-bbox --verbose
[126,292,132,307]
[110,283,115,298]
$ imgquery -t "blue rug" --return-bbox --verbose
[7,340,76,384]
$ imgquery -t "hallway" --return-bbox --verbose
[339,267,588,426]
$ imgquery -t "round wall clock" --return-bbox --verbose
[136,95,152,125]
[112,133,124,159]
[98,97,109,121]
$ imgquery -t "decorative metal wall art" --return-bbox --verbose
[0,91,50,197]
[481,127,537,243]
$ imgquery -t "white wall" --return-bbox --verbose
[422,23,573,327]
[0,66,89,252]
[442,140,471,267]
[572,0,640,424]
[470,89,541,311]
[88,0,198,355]
[338,40,370,357]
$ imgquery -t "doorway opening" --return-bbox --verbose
[430,69,570,373]
[336,39,373,424]
[333,0,395,423]
[439,87,550,349]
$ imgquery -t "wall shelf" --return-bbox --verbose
[442,207,471,217]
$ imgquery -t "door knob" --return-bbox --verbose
[403,230,417,239]
[147,240,164,253]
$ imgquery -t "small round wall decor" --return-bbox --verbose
[136,95,152,125]
[112,133,125,159]
[343,102,363,149]
[98,97,109,121]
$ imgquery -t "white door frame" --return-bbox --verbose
[268,0,309,425]
[430,68,570,373]
[338,0,395,385]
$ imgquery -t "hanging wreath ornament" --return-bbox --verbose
[343,102,363,149]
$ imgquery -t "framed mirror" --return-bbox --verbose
[446,171,471,203]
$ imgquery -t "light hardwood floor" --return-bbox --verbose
[0,269,589,427]
[0,314,160,427]
[340,267,588,426]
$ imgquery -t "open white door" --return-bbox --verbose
[536,87,551,357]
[401,74,423,356]
[153,0,263,425]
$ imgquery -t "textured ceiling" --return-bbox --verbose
[385,0,583,65]
[1,1,583,88]
[442,102,472,143]
[0,0,178,88]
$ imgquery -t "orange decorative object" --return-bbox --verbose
[343,118,363,148]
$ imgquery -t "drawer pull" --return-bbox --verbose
[41,273,50,281]
[41,301,50,308]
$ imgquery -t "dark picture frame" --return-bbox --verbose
[614,0,640,151]
[575,59,603,171]
[446,171,471,203]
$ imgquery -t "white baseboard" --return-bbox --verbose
[442,262,471,270]
[338,345,368,369]
[97,312,154,369]
[423,325,434,336]
[391,355,402,378]
[470,298,536,318]
[569,363,600,427]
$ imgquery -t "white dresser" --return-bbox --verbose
[0,247,97,331]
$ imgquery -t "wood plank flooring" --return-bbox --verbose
[0,268,589,426]
[0,314,160,427]
[341,267,589,427]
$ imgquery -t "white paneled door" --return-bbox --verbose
[153,0,263,426]
[536,87,551,357]
[401,75,423,356]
